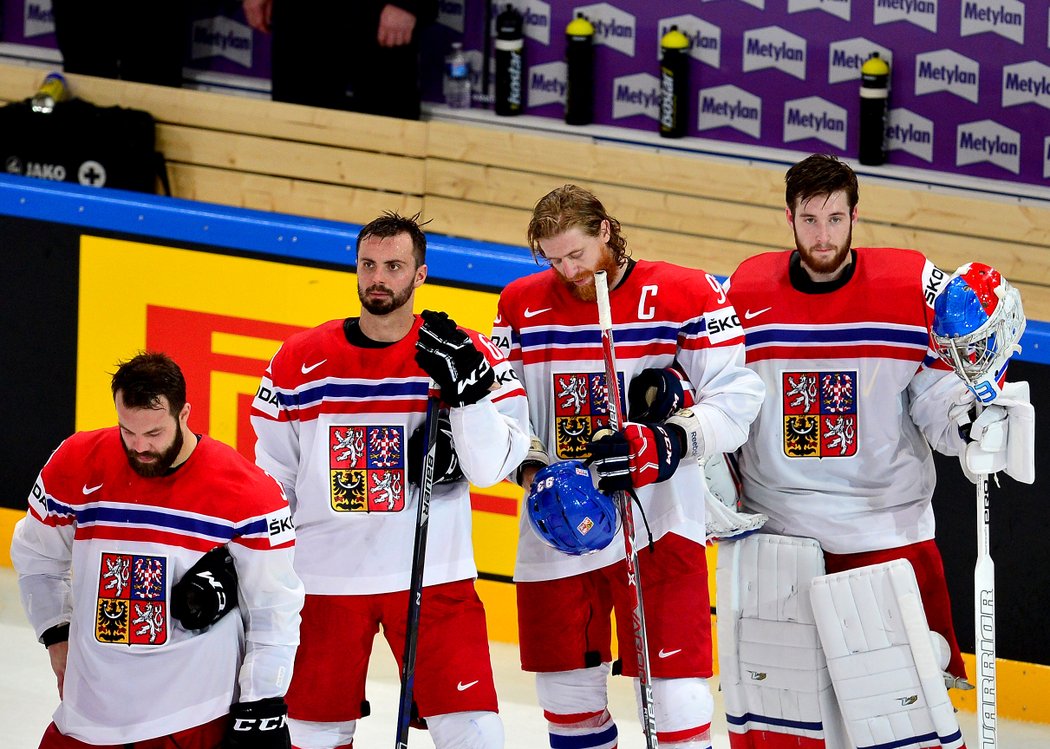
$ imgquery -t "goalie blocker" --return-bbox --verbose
[717,534,962,749]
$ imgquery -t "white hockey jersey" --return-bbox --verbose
[727,248,969,554]
[250,316,530,595]
[9,432,303,745]
[493,260,765,582]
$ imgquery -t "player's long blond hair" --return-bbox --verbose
[527,184,630,266]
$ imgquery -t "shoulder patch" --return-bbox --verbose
[265,507,295,547]
[706,306,743,344]
[921,261,949,309]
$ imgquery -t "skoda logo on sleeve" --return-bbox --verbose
[78,160,107,187]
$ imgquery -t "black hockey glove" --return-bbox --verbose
[224,698,290,749]
[587,422,685,492]
[415,310,495,406]
[171,545,238,630]
[407,409,464,486]
[627,367,686,422]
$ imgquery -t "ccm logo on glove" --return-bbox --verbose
[414,310,495,407]
[225,698,291,748]
[587,421,686,492]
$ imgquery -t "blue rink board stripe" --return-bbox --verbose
[2,174,1048,366]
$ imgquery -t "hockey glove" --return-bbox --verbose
[956,380,1035,484]
[224,698,290,749]
[587,422,685,492]
[627,367,686,422]
[407,409,463,486]
[171,545,238,630]
[415,310,495,407]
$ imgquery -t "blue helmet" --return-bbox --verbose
[526,461,619,556]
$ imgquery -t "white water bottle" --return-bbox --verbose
[443,42,472,109]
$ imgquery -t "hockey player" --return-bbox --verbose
[492,184,765,748]
[719,153,1035,747]
[10,351,304,749]
[250,211,530,749]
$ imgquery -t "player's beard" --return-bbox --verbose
[358,282,413,315]
[794,223,853,276]
[559,249,622,302]
[122,427,184,478]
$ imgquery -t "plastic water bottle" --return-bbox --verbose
[859,52,890,165]
[659,25,689,138]
[31,72,70,114]
[565,13,594,125]
[444,42,472,109]
[495,4,525,116]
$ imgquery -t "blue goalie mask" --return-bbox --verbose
[932,262,1025,404]
[526,461,620,556]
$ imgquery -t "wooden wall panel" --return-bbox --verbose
[167,164,422,224]
[158,125,425,193]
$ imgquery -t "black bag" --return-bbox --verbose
[0,97,167,194]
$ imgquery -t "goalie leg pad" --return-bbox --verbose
[715,533,849,749]
[809,560,965,749]
[427,710,504,749]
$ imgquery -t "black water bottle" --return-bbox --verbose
[659,25,689,138]
[859,52,890,165]
[565,13,594,126]
[495,4,525,116]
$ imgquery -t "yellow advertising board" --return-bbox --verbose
[74,235,524,631]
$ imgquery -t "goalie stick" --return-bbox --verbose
[594,270,659,749]
[973,466,996,748]
[395,385,441,749]
[932,263,1027,749]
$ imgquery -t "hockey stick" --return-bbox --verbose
[594,270,659,749]
[395,385,441,749]
[931,264,1028,749]
[974,430,997,749]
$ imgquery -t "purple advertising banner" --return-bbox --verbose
[1,0,56,46]
[426,0,1050,188]
[4,1,1048,186]
[187,7,271,83]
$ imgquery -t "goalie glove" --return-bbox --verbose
[407,409,463,486]
[954,380,1035,484]
[627,367,687,422]
[587,422,685,492]
[224,698,290,749]
[415,310,495,407]
[171,545,238,630]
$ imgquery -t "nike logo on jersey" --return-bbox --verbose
[457,680,479,691]
[657,648,682,659]
[82,483,103,495]
[744,307,772,320]
[523,307,552,319]
[301,359,327,375]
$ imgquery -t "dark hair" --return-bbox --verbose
[356,211,430,268]
[110,351,186,416]
[785,153,859,213]
[527,184,630,266]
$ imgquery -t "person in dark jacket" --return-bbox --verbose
[243,0,438,120]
